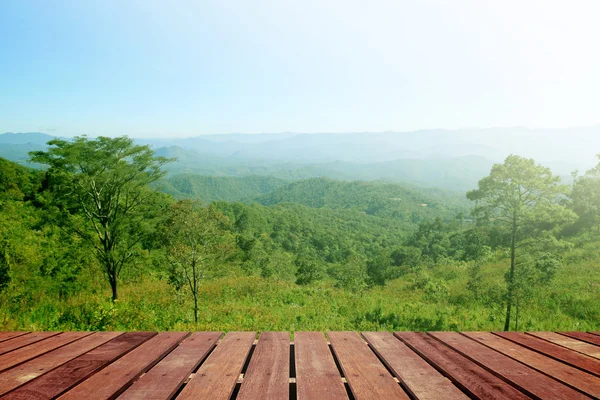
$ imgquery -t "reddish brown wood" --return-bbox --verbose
[0,332,29,343]
[176,331,256,400]
[58,332,187,400]
[363,332,468,400]
[328,331,409,400]
[496,331,600,377]
[237,332,290,400]
[529,332,600,359]
[0,332,122,396]
[395,332,530,400]
[118,332,221,400]
[559,331,600,346]
[432,331,589,399]
[294,332,347,400]
[0,332,61,355]
[0,332,91,373]
[591,332,600,337]
[2,332,154,400]
[463,331,600,398]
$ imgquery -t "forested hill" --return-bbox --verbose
[256,178,469,220]
[155,174,288,203]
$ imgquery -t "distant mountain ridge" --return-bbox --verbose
[2,126,597,191]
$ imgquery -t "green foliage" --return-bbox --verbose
[156,174,288,203]
[468,155,576,330]
[0,144,599,333]
[29,136,171,301]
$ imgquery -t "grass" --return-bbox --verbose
[2,251,599,332]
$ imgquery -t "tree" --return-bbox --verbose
[30,136,171,301]
[467,155,574,331]
[163,200,234,323]
[571,155,600,232]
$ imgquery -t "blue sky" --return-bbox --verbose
[1,0,599,137]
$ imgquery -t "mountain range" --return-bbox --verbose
[2,126,598,191]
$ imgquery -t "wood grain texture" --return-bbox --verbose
[0,332,91,373]
[0,332,122,396]
[176,331,256,400]
[496,331,600,377]
[294,332,347,400]
[0,332,29,343]
[118,332,221,400]
[559,332,600,347]
[529,332,600,359]
[463,331,600,398]
[363,332,468,400]
[58,332,186,400]
[328,331,409,400]
[237,332,290,400]
[0,332,61,356]
[395,332,530,400]
[432,331,589,400]
[2,332,154,400]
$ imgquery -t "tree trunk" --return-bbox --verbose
[504,215,517,331]
[193,293,198,323]
[110,275,118,302]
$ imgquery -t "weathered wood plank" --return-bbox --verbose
[0,332,122,396]
[118,332,221,400]
[328,331,409,400]
[464,331,600,398]
[176,331,256,400]
[363,332,467,400]
[395,332,530,400]
[58,332,186,400]
[496,331,600,377]
[0,332,61,356]
[2,332,154,400]
[294,332,347,400]
[0,332,91,373]
[559,332,600,347]
[432,331,589,399]
[529,332,600,359]
[237,332,290,400]
[0,332,29,343]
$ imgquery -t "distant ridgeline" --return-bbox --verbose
[4,127,599,192]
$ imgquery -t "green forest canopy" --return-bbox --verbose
[0,136,599,332]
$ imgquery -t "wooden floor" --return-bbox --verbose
[0,331,598,399]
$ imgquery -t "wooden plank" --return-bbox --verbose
[328,331,409,400]
[237,332,290,400]
[118,332,221,400]
[2,331,154,400]
[58,332,186,400]
[559,331,600,347]
[294,332,347,400]
[176,331,256,400]
[0,332,122,396]
[496,331,600,377]
[363,332,468,400]
[0,332,92,373]
[529,332,600,359]
[432,331,589,400]
[463,331,600,398]
[0,333,29,343]
[0,332,61,355]
[395,332,530,400]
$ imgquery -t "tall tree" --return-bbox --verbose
[163,200,234,323]
[571,155,600,232]
[30,136,170,301]
[467,155,574,331]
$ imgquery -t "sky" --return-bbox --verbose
[1,0,600,138]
